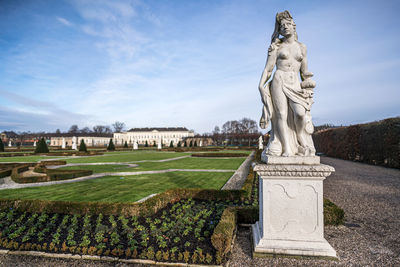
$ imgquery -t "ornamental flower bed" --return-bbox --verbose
[0,199,234,265]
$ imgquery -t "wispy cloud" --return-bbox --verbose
[56,16,73,27]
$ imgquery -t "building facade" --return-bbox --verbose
[114,127,194,146]
[50,133,113,147]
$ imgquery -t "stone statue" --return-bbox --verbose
[258,10,316,157]
[72,136,77,150]
[133,141,138,150]
[258,136,263,150]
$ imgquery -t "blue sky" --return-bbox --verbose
[0,0,399,133]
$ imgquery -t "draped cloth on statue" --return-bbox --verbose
[259,69,314,156]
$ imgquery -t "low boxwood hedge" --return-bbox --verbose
[191,153,248,157]
[211,207,236,264]
[10,164,92,184]
[0,168,12,178]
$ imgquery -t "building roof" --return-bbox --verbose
[127,127,190,132]
[49,133,113,138]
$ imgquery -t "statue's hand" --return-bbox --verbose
[301,79,316,89]
[302,71,314,79]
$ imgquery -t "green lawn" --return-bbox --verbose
[65,151,189,163]
[0,171,234,203]
[58,157,245,173]
[0,155,61,162]
[0,151,189,163]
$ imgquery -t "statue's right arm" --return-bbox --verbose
[258,47,277,104]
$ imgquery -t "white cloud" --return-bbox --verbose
[56,16,73,27]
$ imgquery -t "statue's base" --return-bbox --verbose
[252,221,337,258]
[252,161,337,259]
[261,151,320,165]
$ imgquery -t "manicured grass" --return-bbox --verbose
[0,151,189,163]
[0,155,61,163]
[65,151,190,163]
[0,171,234,203]
[58,157,245,173]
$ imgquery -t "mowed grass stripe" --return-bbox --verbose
[0,171,234,203]
[65,151,190,163]
[57,157,245,173]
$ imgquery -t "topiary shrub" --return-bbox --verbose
[35,138,49,154]
[124,141,128,148]
[194,141,197,147]
[145,141,149,147]
[107,139,115,151]
[0,139,4,152]
[189,140,193,147]
[79,139,87,152]
[177,141,181,147]
[323,198,345,225]
[169,140,173,148]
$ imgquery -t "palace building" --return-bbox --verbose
[113,127,194,146]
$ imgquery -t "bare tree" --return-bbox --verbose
[112,121,125,133]
[68,125,79,133]
[104,126,112,134]
[80,127,92,134]
[93,125,106,134]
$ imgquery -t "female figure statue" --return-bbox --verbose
[259,10,316,157]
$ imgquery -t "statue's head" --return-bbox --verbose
[271,10,297,43]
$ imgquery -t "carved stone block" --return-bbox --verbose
[252,160,337,258]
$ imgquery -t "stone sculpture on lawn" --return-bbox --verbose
[252,10,337,258]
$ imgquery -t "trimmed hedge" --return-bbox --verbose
[211,207,236,264]
[165,147,221,152]
[45,169,93,181]
[313,117,400,168]
[0,188,249,217]
[10,162,92,184]
[323,198,345,225]
[38,160,67,166]
[0,168,12,178]
[0,153,34,157]
[191,153,248,157]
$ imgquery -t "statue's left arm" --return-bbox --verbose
[299,43,313,81]
[299,43,316,89]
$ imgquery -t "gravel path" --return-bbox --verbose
[229,157,400,266]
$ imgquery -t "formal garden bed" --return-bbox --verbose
[0,199,232,264]
[0,161,93,184]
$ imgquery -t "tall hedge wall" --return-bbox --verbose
[313,117,400,169]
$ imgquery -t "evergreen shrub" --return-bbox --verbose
[79,139,87,152]
[34,138,49,154]
[0,139,4,152]
[107,139,115,151]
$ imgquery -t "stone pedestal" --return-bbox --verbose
[252,156,337,258]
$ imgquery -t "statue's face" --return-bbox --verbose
[279,19,294,37]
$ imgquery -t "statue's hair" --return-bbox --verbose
[271,10,298,44]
